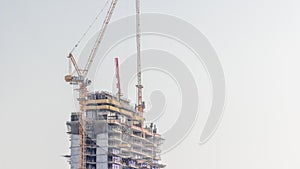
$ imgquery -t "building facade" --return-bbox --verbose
[67,91,165,169]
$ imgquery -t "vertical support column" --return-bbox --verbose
[70,134,80,169]
[96,132,108,169]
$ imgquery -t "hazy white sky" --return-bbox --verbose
[0,0,299,169]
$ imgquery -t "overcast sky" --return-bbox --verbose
[0,0,299,169]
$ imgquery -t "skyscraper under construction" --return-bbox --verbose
[66,91,165,169]
[64,1,166,169]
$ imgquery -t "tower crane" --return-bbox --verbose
[65,0,144,169]
[64,1,118,169]
[135,0,145,121]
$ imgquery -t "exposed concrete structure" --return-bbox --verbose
[66,91,165,169]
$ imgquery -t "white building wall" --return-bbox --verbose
[70,134,80,169]
[96,133,108,169]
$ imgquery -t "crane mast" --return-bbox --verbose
[135,0,144,119]
[115,57,122,101]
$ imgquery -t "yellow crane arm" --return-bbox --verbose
[83,0,119,77]
[68,53,81,76]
